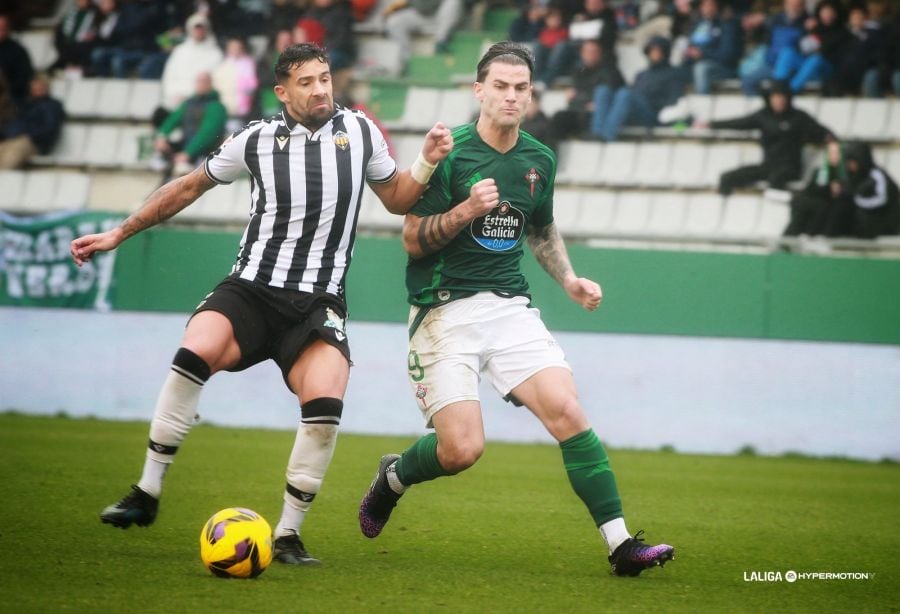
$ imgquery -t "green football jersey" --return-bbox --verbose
[406,123,557,306]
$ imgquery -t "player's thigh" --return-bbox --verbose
[511,367,589,442]
[181,310,242,373]
[431,399,486,469]
[286,339,350,404]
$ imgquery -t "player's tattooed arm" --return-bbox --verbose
[402,209,469,259]
[527,222,575,286]
[119,167,217,240]
[71,167,216,266]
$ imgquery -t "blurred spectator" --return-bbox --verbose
[305,0,357,72]
[153,71,227,180]
[206,0,268,40]
[740,0,807,95]
[213,37,259,123]
[254,29,293,118]
[384,0,464,70]
[533,6,569,84]
[864,7,900,97]
[0,13,34,104]
[51,0,98,75]
[679,0,742,93]
[540,0,617,87]
[832,4,882,96]
[0,74,65,169]
[271,0,305,31]
[160,13,224,112]
[508,0,547,43]
[843,141,900,238]
[90,0,169,79]
[590,35,685,141]
[521,88,556,151]
[770,0,847,93]
[703,80,832,195]
[549,39,623,141]
[784,140,852,237]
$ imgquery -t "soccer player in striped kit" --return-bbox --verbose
[71,43,453,565]
[358,42,674,577]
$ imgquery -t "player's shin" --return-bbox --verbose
[394,432,452,489]
[275,397,342,538]
[139,348,211,498]
[560,428,630,554]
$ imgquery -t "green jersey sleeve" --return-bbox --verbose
[529,149,556,228]
[409,157,454,217]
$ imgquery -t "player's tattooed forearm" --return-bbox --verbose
[416,212,454,256]
[528,223,574,285]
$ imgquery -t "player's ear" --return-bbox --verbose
[473,81,484,103]
[274,83,289,104]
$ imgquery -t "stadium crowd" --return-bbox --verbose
[0,0,898,238]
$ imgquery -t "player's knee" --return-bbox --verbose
[438,439,484,473]
[547,396,589,441]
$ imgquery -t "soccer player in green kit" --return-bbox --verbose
[359,42,674,577]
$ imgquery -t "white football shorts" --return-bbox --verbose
[406,292,570,426]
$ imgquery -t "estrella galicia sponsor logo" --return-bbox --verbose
[470,201,524,252]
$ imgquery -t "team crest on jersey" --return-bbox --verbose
[415,384,427,400]
[323,307,346,341]
[470,200,524,252]
[525,167,540,197]
[333,131,350,150]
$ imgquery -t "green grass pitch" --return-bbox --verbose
[1,413,898,612]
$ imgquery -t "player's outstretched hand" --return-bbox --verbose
[465,178,500,219]
[422,122,453,165]
[70,229,123,266]
[564,276,602,311]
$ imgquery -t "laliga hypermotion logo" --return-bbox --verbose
[525,167,540,197]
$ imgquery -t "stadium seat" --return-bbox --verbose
[539,90,568,117]
[848,99,890,141]
[683,193,723,237]
[63,79,102,118]
[0,170,26,210]
[817,98,853,137]
[711,94,750,122]
[616,43,647,83]
[645,192,688,237]
[700,143,741,188]
[596,142,637,186]
[51,123,89,166]
[685,94,714,123]
[50,76,70,103]
[355,37,403,78]
[610,191,651,235]
[391,134,423,168]
[438,88,477,127]
[552,188,582,235]
[20,171,60,212]
[128,80,163,121]
[52,172,91,210]
[756,198,789,239]
[885,100,900,142]
[556,140,603,184]
[632,142,672,187]
[670,142,708,188]
[739,142,763,165]
[84,125,122,167]
[96,79,131,119]
[116,125,154,168]
[574,189,616,236]
[15,31,56,71]
[719,194,761,238]
[791,95,820,117]
[384,87,441,131]
[885,150,900,184]
[228,179,252,219]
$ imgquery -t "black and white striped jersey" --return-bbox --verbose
[204,106,397,296]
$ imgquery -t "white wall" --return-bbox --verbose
[2,307,898,461]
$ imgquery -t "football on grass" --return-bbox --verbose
[199,507,273,578]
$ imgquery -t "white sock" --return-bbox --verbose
[599,517,630,555]
[386,462,408,494]
[275,421,339,538]
[137,458,169,499]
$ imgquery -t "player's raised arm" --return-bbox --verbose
[368,122,453,214]
[402,177,499,259]
[526,222,602,311]
[70,167,216,266]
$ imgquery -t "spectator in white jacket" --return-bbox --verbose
[160,13,223,111]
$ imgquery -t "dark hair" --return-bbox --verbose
[475,41,534,83]
[274,43,330,82]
